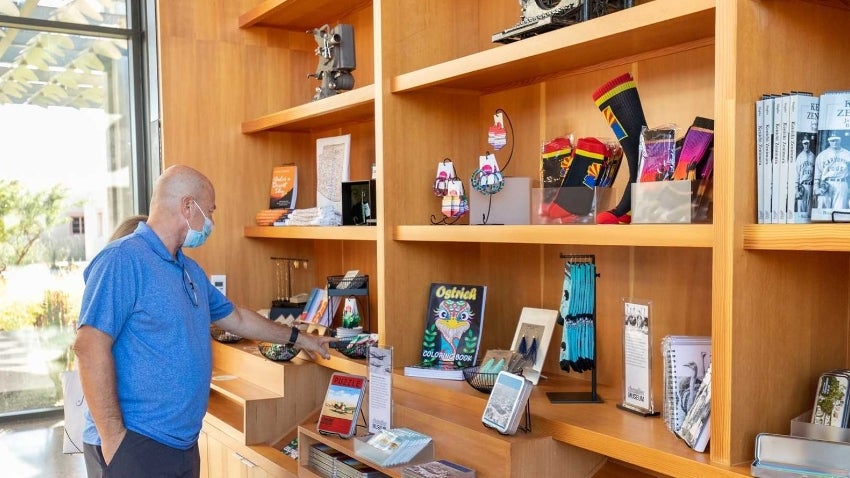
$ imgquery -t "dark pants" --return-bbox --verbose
[83,429,200,478]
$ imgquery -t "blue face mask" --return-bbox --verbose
[182,200,213,248]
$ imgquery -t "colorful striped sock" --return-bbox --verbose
[592,72,648,222]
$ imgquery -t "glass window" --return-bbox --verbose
[0,0,154,416]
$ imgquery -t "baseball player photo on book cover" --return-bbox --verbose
[811,91,850,222]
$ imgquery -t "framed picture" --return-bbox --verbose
[342,179,376,225]
[316,134,351,217]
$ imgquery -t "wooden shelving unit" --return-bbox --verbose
[241,85,375,134]
[244,225,377,241]
[158,0,850,476]
[743,224,850,251]
[394,224,713,248]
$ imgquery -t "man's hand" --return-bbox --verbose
[101,428,127,464]
[216,308,338,360]
[295,331,338,360]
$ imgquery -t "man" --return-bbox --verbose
[73,165,336,477]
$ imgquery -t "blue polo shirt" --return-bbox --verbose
[78,222,234,449]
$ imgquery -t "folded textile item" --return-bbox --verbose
[284,205,342,226]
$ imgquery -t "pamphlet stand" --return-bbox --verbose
[512,402,531,433]
[547,254,603,404]
[617,298,659,417]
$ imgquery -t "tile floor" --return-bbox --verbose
[0,410,87,478]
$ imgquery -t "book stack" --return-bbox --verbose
[355,428,433,467]
[755,92,821,223]
[335,455,389,478]
[661,335,712,448]
[309,443,345,477]
[309,443,389,478]
[403,459,476,478]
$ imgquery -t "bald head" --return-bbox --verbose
[147,165,216,255]
[151,165,213,208]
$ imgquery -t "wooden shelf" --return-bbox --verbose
[206,391,245,438]
[393,224,714,248]
[744,224,850,251]
[239,0,371,31]
[241,85,374,133]
[299,420,407,478]
[393,374,751,478]
[391,0,714,94]
[244,225,378,241]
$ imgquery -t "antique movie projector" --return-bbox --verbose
[307,23,356,101]
[492,0,634,44]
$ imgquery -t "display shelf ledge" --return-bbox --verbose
[313,350,368,377]
[393,224,713,248]
[395,372,750,478]
[239,0,371,30]
[241,85,374,133]
[744,224,850,251]
[391,0,714,94]
[244,225,378,241]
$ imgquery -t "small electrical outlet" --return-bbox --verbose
[211,274,226,296]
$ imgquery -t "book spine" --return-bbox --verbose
[786,94,800,223]
[763,95,775,224]
[771,96,783,223]
[778,94,791,223]
[756,97,765,224]
[790,95,819,223]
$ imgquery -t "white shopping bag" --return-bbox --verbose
[60,370,87,454]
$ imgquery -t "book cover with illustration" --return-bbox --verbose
[269,164,298,209]
[317,372,367,438]
[404,283,486,379]
[811,90,850,222]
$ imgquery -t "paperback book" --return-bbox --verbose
[787,93,819,223]
[317,372,367,438]
[403,283,486,380]
[269,164,297,209]
[811,90,850,222]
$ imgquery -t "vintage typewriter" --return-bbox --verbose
[492,0,634,44]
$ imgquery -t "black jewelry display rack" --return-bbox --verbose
[325,274,370,332]
[547,253,603,404]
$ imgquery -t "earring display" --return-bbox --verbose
[470,152,505,195]
[430,158,469,225]
[509,307,558,385]
[470,109,516,225]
